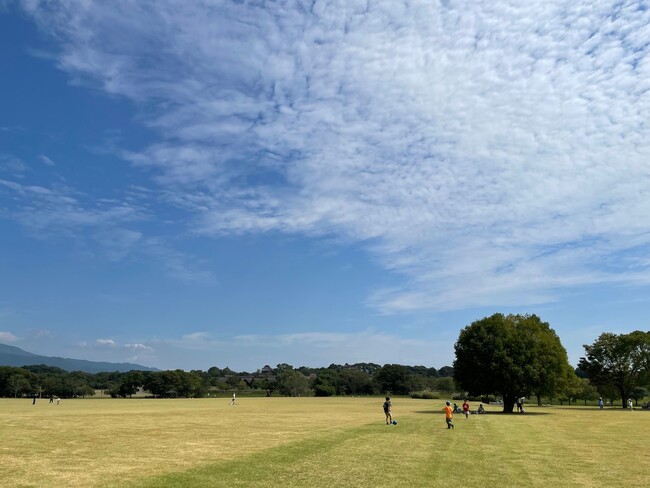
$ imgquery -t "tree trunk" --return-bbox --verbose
[536,394,542,406]
[503,394,516,413]
[616,383,628,409]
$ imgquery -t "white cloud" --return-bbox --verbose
[181,332,210,342]
[28,329,52,339]
[125,343,152,351]
[0,331,18,342]
[0,177,213,283]
[146,329,451,370]
[142,239,215,285]
[66,338,159,366]
[0,178,143,234]
[19,1,650,313]
[0,154,28,174]
[38,154,55,166]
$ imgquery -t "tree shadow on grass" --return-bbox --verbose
[414,410,552,416]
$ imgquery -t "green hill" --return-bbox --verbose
[0,343,157,373]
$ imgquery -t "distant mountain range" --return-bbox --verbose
[0,343,158,373]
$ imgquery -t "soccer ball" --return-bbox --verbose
[392,420,397,425]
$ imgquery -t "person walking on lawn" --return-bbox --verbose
[443,401,455,429]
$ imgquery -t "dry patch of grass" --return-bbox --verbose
[0,397,397,487]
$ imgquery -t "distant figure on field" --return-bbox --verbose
[477,403,485,414]
[453,402,460,413]
[32,395,36,405]
[516,398,522,413]
[519,397,525,414]
[443,401,455,429]
[628,399,633,410]
[462,399,470,419]
[230,393,237,405]
[598,397,604,409]
[383,397,392,425]
[49,396,54,404]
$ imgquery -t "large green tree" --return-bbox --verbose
[579,331,650,408]
[276,368,311,397]
[454,313,572,413]
[312,370,338,397]
[118,371,144,398]
[374,364,411,395]
[339,368,373,395]
[573,378,600,406]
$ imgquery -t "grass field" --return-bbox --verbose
[1,397,647,487]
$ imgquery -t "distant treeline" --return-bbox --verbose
[3,320,647,408]
[0,362,455,399]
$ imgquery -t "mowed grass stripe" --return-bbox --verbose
[126,417,428,488]
[125,407,649,488]
[124,414,520,488]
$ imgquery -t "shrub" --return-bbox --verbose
[313,384,336,397]
[410,390,441,399]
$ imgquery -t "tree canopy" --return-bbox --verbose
[453,313,572,413]
[579,330,650,408]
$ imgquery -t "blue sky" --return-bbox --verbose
[1,0,649,372]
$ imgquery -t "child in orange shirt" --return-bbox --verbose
[443,401,455,429]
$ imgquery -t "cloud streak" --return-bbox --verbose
[61,329,451,370]
[18,0,650,312]
[0,176,215,284]
[0,331,18,342]
[148,329,450,370]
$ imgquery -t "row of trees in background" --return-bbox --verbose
[0,361,456,400]
[0,365,97,399]
[578,330,650,408]
[1,314,648,409]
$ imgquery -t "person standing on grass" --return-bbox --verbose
[443,401,455,429]
[462,399,470,419]
[598,397,604,409]
[383,397,392,425]
[230,392,237,405]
